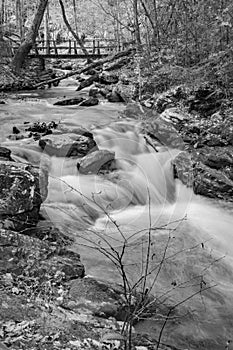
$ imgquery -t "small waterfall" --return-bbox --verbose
[44,122,178,226]
[4,118,233,258]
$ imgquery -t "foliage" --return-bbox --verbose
[1,0,233,70]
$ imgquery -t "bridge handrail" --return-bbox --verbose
[11,38,134,58]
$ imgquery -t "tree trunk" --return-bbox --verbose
[153,0,160,48]
[58,0,91,61]
[16,0,24,42]
[73,0,78,33]
[115,0,121,50]
[133,0,141,51]
[16,0,20,35]
[0,24,2,41]
[11,0,48,73]
[44,1,50,54]
[1,0,5,28]
[140,0,157,45]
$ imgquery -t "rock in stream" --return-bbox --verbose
[39,133,98,157]
[0,160,48,231]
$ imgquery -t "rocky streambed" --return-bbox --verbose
[0,90,129,350]
[0,77,233,350]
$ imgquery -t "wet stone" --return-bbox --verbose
[53,97,84,106]
[0,147,13,161]
[193,162,233,202]
[39,133,98,157]
[78,150,115,175]
[79,97,99,107]
[0,161,48,231]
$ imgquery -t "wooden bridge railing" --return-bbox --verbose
[12,39,133,58]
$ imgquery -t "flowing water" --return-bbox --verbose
[1,81,233,349]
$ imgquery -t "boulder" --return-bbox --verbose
[99,72,119,85]
[8,134,26,141]
[114,81,136,102]
[98,159,118,174]
[0,100,6,104]
[60,63,73,70]
[12,126,20,134]
[0,161,48,231]
[6,121,59,141]
[78,150,115,174]
[79,97,99,107]
[0,229,84,280]
[99,87,111,98]
[25,120,58,133]
[0,147,13,161]
[89,86,107,98]
[196,146,233,170]
[219,115,233,146]
[39,133,98,157]
[172,151,193,187]
[54,125,93,139]
[188,85,225,116]
[53,97,84,106]
[160,107,188,125]
[107,90,124,103]
[44,249,85,280]
[89,87,100,97]
[76,74,99,91]
[68,277,123,318]
[153,86,187,113]
[193,162,233,202]
[141,117,185,150]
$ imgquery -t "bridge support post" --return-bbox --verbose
[46,40,50,55]
[34,43,39,56]
[68,39,72,54]
[74,41,77,55]
[53,40,58,55]
[97,40,100,55]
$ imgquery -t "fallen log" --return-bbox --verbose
[33,48,135,89]
[104,56,132,71]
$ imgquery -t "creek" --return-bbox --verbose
[1,79,233,349]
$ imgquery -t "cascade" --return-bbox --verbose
[1,93,233,349]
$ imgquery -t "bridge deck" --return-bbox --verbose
[28,53,109,59]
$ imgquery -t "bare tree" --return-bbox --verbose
[11,0,48,72]
[58,0,91,61]
[133,0,141,50]
[72,0,78,34]
[16,0,25,42]
[44,0,50,54]
[0,0,5,27]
